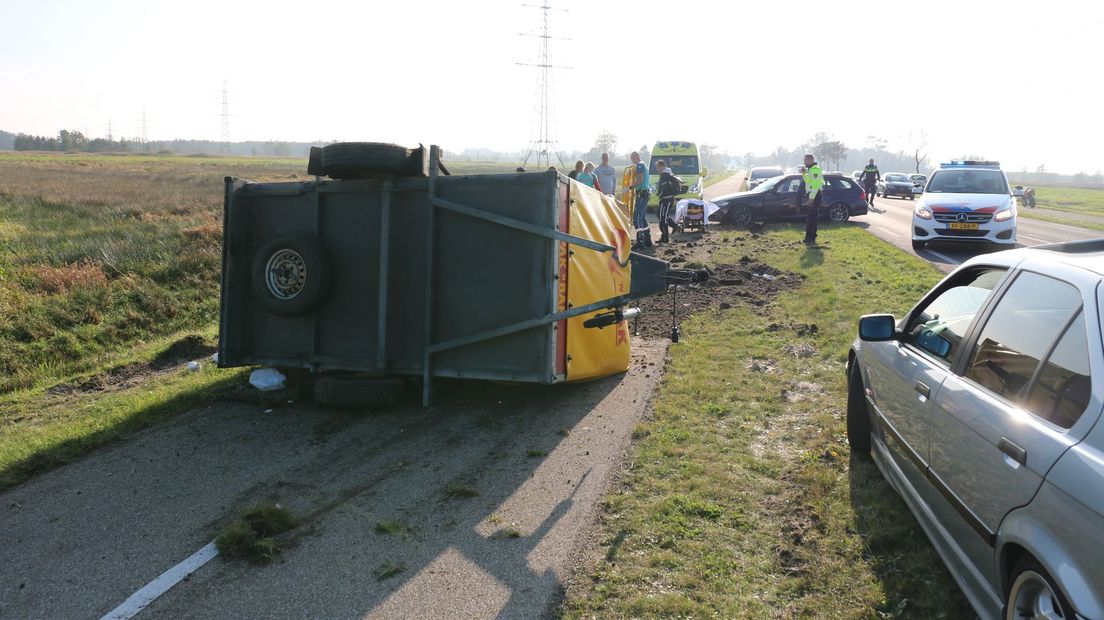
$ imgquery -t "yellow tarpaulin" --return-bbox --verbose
[564,181,632,381]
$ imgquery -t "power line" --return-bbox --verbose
[518,2,571,170]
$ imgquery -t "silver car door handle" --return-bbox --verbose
[915,381,931,399]
[998,437,1027,466]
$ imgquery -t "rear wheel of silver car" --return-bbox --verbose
[1005,558,1071,620]
[828,203,850,223]
[846,362,872,454]
[726,204,753,226]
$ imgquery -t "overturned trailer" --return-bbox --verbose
[218,143,687,405]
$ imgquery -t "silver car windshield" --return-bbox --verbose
[750,168,784,180]
[927,169,1009,194]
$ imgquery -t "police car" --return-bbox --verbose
[911,161,1016,251]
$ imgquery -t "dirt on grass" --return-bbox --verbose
[633,259,804,339]
[46,335,215,396]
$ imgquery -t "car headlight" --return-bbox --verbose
[914,206,933,220]
[994,208,1015,222]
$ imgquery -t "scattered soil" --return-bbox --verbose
[46,335,215,396]
[782,343,818,359]
[632,262,803,339]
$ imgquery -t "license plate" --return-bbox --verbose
[949,222,979,230]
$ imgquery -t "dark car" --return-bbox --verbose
[711,174,869,226]
[877,172,916,200]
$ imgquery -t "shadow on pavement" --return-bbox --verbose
[0,342,666,619]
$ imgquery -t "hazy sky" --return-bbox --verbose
[1,0,1100,173]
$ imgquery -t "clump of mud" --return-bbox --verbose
[632,263,804,339]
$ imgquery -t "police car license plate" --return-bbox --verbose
[949,222,979,230]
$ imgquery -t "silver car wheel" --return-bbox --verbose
[1007,570,1064,620]
[265,249,307,300]
[829,204,849,223]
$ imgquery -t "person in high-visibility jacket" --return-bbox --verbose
[799,153,824,245]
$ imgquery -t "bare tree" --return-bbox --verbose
[905,130,928,173]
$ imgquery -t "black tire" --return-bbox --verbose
[251,237,331,316]
[847,361,872,454]
[827,203,850,223]
[1004,557,1071,619]
[320,142,423,179]
[911,240,926,251]
[314,375,406,409]
[908,195,915,201]
[726,204,753,226]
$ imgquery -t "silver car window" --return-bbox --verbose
[1022,312,1092,428]
[964,272,1082,403]
[906,268,1006,365]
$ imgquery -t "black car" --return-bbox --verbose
[711,174,869,226]
[876,172,916,199]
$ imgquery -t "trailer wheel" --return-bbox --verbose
[320,142,423,179]
[251,237,330,316]
[314,375,406,409]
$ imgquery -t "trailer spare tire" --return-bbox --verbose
[313,375,406,409]
[251,237,330,315]
[320,142,423,179]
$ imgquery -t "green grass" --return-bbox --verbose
[375,520,415,538]
[215,503,299,563]
[445,481,479,498]
[1013,185,1104,217]
[1018,209,1104,232]
[562,224,972,618]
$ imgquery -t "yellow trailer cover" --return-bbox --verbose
[563,182,633,381]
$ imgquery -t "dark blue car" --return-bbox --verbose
[711,173,869,226]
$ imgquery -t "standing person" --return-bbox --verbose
[629,151,652,249]
[655,160,683,243]
[860,158,880,206]
[799,153,824,245]
[595,152,617,196]
[568,160,584,180]
[577,162,600,190]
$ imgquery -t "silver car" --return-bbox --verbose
[847,239,1104,619]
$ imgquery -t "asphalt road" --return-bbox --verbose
[853,194,1104,272]
[0,341,668,619]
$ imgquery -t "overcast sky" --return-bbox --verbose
[1,0,1100,173]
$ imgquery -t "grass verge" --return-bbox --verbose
[1017,209,1104,232]
[1010,185,1104,217]
[562,224,974,617]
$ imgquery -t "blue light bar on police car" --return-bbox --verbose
[940,160,1001,169]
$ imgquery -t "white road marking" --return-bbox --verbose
[923,248,961,265]
[101,542,219,620]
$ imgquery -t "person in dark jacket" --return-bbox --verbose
[860,159,880,206]
[655,160,683,243]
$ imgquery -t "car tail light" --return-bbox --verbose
[859,190,867,202]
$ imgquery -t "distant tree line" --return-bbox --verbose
[733,133,931,175]
[3,128,332,157]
